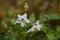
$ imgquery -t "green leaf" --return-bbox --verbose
[49,13,58,19]
[5,17,13,23]
[41,25,48,33]
[56,26,60,33]
[56,26,60,38]
[57,14,60,19]
[47,34,56,40]
[6,27,16,40]
[29,12,35,22]
[46,29,57,40]
[39,13,46,22]
[0,35,6,40]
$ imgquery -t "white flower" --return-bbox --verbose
[26,20,42,33]
[15,13,30,27]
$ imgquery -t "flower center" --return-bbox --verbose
[34,28,38,31]
[22,19,24,21]
[35,24,37,25]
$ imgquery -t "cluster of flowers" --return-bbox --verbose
[13,13,42,33]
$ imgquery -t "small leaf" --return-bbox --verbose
[49,13,58,19]
[56,26,60,38]
[7,27,15,40]
[47,34,56,40]
[41,25,48,33]
[29,12,35,22]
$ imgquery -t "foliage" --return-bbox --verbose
[0,12,60,40]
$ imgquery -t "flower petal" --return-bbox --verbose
[21,23,25,27]
[15,20,21,23]
[25,19,30,23]
[23,13,27,18]
[17,15,21,18]
[17,15,22,20]
[36,20,39,24]
[26,28,34,33]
